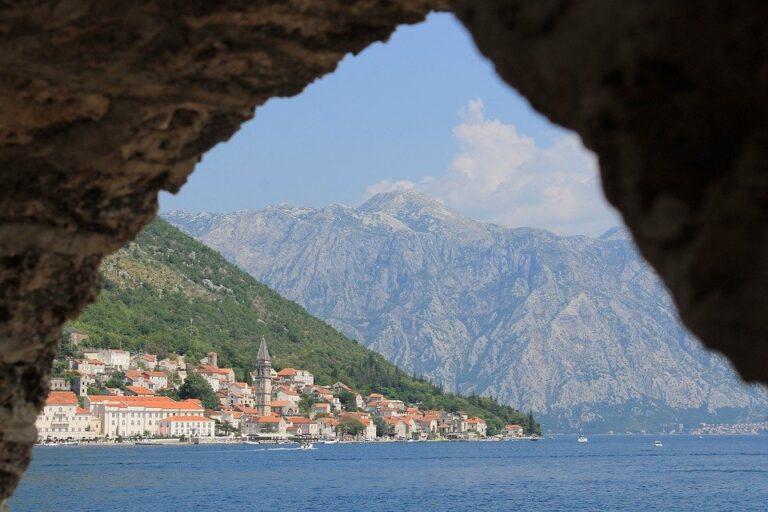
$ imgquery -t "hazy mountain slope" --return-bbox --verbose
[68,219,533,433]
[165,191,767,431]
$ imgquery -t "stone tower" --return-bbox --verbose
[254,336,272,416]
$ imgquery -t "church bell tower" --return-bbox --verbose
[254,336,272,416]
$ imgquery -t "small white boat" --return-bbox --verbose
[654,440,663,447]
[300,443,314,450]
[244,440,260,445]
[577,435,588,444]
[321,439,338,445]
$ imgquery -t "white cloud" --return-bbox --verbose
[366,99,620,236]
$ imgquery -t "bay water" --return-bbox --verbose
[11,435,767,511]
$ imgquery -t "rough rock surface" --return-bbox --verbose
[0,0,767,505]
[0,1,440,504]
[166,191,768,431]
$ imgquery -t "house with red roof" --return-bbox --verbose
[504,424,524,438]
[76,358,106,375]
[35,391,100,441]
[226,382,255,408]
[310,401,332,418]
[276,386,301,411]
[85,395,204,438]
[465,417,487,437]
[285,416,319,437]
[157,415,215,438]
[381,416,409,439]
[125,370,168,391]
[125,385,155,396]
[271,400,297,416]
[195,364,235,390]
[316,417,340,438]
[241,415,287,437]
[276,367,314,389]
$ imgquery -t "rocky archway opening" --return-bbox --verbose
[1,0,766,506]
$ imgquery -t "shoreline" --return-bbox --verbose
[33,432,766,449]
[34,436,539,448]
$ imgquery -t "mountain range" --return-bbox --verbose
[68,219,532,433]
[165,190,768,432]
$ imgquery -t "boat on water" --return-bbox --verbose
[300,443,314,450]
[244,440,260,445]
[577,435,588,443]
[321,439,338,445]
[654,440,663,447]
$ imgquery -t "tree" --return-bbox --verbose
[299,395,315,415]
[178,373,219,410]
[337,419,364,437]
[105,371,126,389]
[337,390,359,412]
[526,409,537,435]
[373,416,388,437]
[158,388,181,401]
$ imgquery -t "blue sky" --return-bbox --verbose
[160,13,619,236]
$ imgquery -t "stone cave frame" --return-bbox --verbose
[1,0,767,507]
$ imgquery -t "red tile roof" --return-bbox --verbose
[255,416,281,423]
[87,395,203,410]
[197,365,233,376]
[46,391,78,405]
[126,385,155,396]
[286,416,314,424]
[277,368,298,377]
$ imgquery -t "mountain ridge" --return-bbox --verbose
[68,219,534,434]
[164,191,768,431]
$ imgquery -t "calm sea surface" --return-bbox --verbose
[11,435,768,511]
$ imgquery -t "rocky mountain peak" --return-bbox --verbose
[165,201,768,432]
[599,226,632,241]
[360,189,452,218]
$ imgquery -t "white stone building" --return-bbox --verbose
[35,391,100,441]
[125,370,168,391]
[276,386,301,410]
[83,349,130,371]
[157,416,215,438]
[276,367,314,389]
[241,415,286,436]
[86,395,205,438]
[77,358,106,375]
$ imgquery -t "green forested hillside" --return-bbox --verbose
[67,220,537,434]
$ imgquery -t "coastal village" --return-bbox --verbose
[37,332,527,444]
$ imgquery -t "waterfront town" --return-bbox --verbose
[37,333,527,444]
